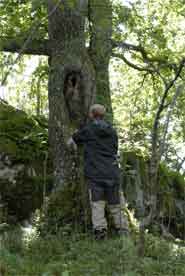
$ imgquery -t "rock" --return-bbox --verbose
[120,151,185,239]
[0,101,52,224]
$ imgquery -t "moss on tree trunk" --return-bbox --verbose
[41,0,113,231]
[89,0,113,121]
[48,0,96,189]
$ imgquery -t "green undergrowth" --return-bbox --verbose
[0,231,185,276]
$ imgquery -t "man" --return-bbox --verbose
[68,104,129,239]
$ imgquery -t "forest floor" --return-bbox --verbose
[0,230,185,276]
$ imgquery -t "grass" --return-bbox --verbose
[0,230,185,276]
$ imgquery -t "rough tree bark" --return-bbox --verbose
[46,0,113,229]
[47,0,96,189]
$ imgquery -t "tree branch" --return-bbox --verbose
[111,40,146,54]
[0,37,51,56]
[160,84,184,158]
[177,156,185,172]
[152,58,185,152]
[112,52,154,73]
[112,39,168,64]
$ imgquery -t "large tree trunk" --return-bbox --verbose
[48,0,96,189]
[41,0,113,232]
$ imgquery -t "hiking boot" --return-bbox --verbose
[94,228,107,240]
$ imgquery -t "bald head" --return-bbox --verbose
[89,104,106,119]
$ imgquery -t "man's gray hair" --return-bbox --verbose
[89,104,106,117]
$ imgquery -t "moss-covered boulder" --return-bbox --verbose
[121,151,149,217]
[121,151,185,238]
[0,100,52,224]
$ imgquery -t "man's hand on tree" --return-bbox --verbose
[67,137,77,152]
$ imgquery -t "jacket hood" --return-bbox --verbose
[92,119,112,137]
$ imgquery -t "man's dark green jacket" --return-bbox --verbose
[72,119,120,181]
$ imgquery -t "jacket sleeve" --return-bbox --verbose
[72,126,88,145]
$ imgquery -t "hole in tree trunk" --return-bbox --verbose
[63,71,85,123]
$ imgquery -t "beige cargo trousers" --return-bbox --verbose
[88,182,129,232]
